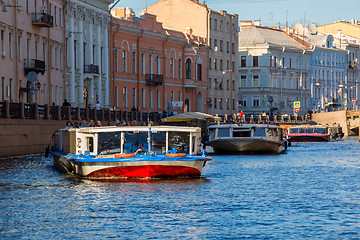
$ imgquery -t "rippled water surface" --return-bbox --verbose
[1,138,360,239]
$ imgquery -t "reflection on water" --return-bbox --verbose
[1,138,360,239]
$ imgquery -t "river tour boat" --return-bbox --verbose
[48,126,211,179]
[285,125,344,142]
[206,124,287,154]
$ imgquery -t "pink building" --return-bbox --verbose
[0,1,65,105]
[110,8,208,113]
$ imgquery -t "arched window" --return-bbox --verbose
[186,58,192,79]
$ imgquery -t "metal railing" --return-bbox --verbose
[31,12,54,27]
[145,74,164,86]
[84,64,99,74]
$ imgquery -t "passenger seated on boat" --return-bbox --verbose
[64,120,73,130]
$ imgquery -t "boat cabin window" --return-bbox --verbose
[209,129,216,140]
[254,128,266,137]
[311,128,327,134]
[168,131,191,154]
[217,128,230,138]
[233,128,251,138]
[87,137,94,153]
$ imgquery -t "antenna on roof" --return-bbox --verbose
[303,0,307,26]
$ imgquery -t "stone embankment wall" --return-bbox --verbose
[0,119,65,158]
[312,111,349,136]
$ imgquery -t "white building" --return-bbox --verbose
[238,22,312,116]
[65,0,112,108]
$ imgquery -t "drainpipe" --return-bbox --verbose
[62,0,70,105]
[162,35,170,114]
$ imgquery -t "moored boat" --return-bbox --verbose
[206,124,287,154]
[49,126,211,179]
[285,125,344,142]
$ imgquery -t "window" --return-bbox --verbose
[170,58,174,78]
[9,78,13,102]
[214,98,217,109]
[232,80,235,91]
[178,91,182,101]
[142,88,145,108]
[1,77,5,101]
[282,57,285,68]
[26,39,30,63]
[197,63,202,81]
[214,19,217,30]
[220,20,223,31]
[226,80,229,90]
[253,96,260,107]
[55,47,58,69]
[185,58,192,79]
[0,30,4,56]
[270,55,272,67]
[226,22,229,32]
[178,59,182,78]
[241,56,246,67]
[220,59,223,71]
[209,58,212,70]
[253,56,258,67]
[122,51,127,73]
[240,97,247,107]
[156,90,160,109]
[220,40,223,52]
[54,7,57,25]
[232,99,235,110]
[9,33,12,59]
[226,41,229,53]
[132,88,136,107]
[214,39,217,50]
[132,52,136,74]
[226,98,229,109]
[232,43,235,54]
[149,54,153,74]
[156,56,160,74]
[214,59,217,70]
[149,89,153,108]
[141,53,145,75]
[289,58,292,69]
[123,87,127,107]
[241,75,246,87]
[219,98,223,109]
[253,75,259,87]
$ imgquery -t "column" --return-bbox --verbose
[97,25,102,104]
[88,16,94,105]
[69,16,76,104]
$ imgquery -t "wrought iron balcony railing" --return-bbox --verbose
[32,12,54,27]
[145,74,164,86]
[24,59,46,75]
[84,64,99,74]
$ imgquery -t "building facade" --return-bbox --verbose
[110,9,208,114]
[317,20,360,110]
[65,0,112,108]
[0,0,65,105]
[238,23,312,115]
[143,0,239,115]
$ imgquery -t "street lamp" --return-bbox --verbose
[2,5,21,12]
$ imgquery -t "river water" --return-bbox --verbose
[1,138,360,239]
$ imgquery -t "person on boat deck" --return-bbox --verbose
[81,119,88,127]
[87,120,95,127]
[64,120,73,129]
[96,120,102,127]
[74,121,80,128]
[107,121,113,126]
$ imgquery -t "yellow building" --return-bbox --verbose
[317,21,360,40]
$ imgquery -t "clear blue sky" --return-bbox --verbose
[112,0,360,28]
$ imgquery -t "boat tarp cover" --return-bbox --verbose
[161,112,221,122]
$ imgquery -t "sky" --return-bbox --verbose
[112,0,360,28]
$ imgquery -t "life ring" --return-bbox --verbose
[165,153,186,157]
[114,149,142,158]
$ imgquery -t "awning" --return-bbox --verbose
[161,112,221,122]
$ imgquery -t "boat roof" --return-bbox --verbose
[65,125,202,134]
[208,124,281,129]
[288,125,328,128]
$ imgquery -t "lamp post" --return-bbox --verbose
[2,5,20,12]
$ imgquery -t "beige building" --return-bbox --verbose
[143,0,239,115]
[0,0,65,105]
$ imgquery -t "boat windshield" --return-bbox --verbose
[289,127,327,134]
[97,130,192,155]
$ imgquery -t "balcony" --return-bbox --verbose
[145,74,164,86]
[24,59,46,75]
[84,64,99,74]
[32,13,54,28]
